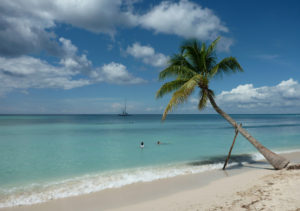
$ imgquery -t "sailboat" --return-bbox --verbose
[118,100,130,116]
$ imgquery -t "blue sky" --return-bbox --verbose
[0,0,300,114]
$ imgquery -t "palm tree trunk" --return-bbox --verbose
[207,94,289,170]
[223,125,240,170]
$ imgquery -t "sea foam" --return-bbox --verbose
[0,149,299,208]
[0,161,230,208]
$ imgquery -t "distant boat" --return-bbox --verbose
[118,100,131,116]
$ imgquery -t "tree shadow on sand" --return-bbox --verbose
[187,154,273,170]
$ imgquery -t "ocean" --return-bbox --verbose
[0,114,300,207]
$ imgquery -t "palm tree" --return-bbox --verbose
[156,37,289,170]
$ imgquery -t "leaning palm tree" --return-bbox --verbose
[156,37,289,170]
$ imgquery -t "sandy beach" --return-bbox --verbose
[2,151,299,211]
[115,158,300,211]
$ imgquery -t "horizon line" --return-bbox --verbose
[0,113,299,115]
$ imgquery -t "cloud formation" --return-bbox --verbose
[139,0,228,40]
[0,0,138,57]
[0,56,90,96]
[91,62,146,84]
[0,0,231,95]
[215,79,300,112]
[0,1,58,57]
[0,0,231,58]
[0,38,145,96]
[126,43,169,67]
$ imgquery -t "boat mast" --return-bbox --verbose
[124,99,126,114]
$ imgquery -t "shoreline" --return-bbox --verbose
[1,149,299,208]
[2,151,300,211]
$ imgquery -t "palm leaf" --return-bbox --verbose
[169,54,195,70]
[209,57,243,77]
[207,37,221,56]
[159,65,196,80]
[157,38,243,121]
[205,37,220,71]
[156,79,188,98]
[180,39,197,54]
[162,75,201,120]
[183,44,203,73]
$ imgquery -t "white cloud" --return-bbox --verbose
[91,62,146,84]
[139,0,228,41]
[58,37,93,75]
[0,38,146,95]
[216,37,234,52]
[0,0,232,57]
[126,43,169,67]
[215,78,300,111]
[189,98,199,104]
[185,79,300,113]
[127,43,155,58]
[0,0,137,57]
[51,0,137,35]
[0,0,231,95]
[0,1,59,57]
[0,56,146,95]
[0,56,90,95]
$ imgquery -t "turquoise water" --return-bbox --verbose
[0,114,300,207]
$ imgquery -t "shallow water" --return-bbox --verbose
[0,114,300,207]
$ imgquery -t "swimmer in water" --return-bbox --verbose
[157,141,161,145]
[140,141,144,148]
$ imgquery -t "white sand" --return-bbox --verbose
[114,168,300,211]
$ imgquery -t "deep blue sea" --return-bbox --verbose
[0,114,300,207]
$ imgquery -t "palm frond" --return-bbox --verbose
[162,75,200,120]
[159,65,196,80]
[181,40,205,73]
[157,38,243,121]
[156,79,188,98]
[207,37,221,56]
[169,54,195,70]
[180,39,197,54]
[205,37,220,71]
[183,46,200,70]
[201,45,207,73]
[209,65,220,78]
[209,57,243,77]
[201,42,206,52]
[205,55,217,73]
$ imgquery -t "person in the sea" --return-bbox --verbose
[140,141,144,148]
[157,141,161,145]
